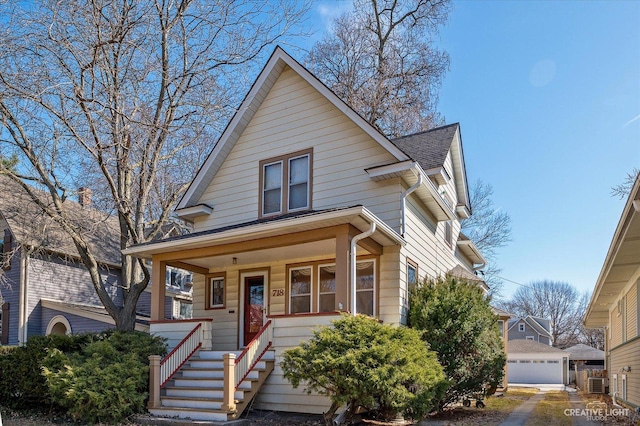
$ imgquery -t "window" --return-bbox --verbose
[206,274,226,309]
[356,260,375,316]
[622,374,627,401]
[319,264,336,312]
[497,320,504,338]
[1,229,11,271]
[526,336,535,341]
[287,259,376,316]
[260,149,312,217]
[444,221,452,247]
[290,267,312,314]
[407,259,418,286]
[519,323,525,332]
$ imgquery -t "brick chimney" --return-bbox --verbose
[78,187,92,208]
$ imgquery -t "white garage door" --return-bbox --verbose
[508,359,563,384]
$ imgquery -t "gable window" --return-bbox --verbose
[497,320,504,338]
[290,267,312,314]
[519,323,525,332]
[260,149,312,217]
[206,274,226,309]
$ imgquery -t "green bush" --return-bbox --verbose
[281,314,447,423]
[408,275,506,410]
[0,333,90,409]
[42,330,167,424]
[0,330,166,424]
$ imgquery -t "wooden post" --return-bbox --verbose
[148,355,161,409]
[334,226,353,312]
[222,353,237,413]
[150,258,166,321]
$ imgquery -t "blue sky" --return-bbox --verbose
[302,0,640,299]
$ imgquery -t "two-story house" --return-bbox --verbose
[584,172,640,409]
[508,316,552,345]
[123,47,493,421]
[0,175,192,345]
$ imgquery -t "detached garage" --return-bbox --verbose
[508,339,569,385]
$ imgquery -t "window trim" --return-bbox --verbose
[407,258,418,286]
[444,221,453,248]
[288,265,313,314]
[206,273,227,310]
[318,263,337,313]
[259,148,313,218]
[285,256,377,316]
[519,323,525,332]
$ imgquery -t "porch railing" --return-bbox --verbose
[148,320,212,409]
[222,320,273,413]
[160,322,203,387]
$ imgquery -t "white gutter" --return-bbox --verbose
[350,221,376,315]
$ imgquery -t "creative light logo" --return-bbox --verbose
[564,402,631,422]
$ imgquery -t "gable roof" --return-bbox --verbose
[508,316,553,338]
[563,343,604,361]
[391,123,472,216]
[0,175,121,266]
[508,339,566,354]
[177,46,410,212]
[391,123,459,172]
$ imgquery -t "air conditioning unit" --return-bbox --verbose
[588,377,609,394]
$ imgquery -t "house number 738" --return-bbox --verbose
[271,288,285,297]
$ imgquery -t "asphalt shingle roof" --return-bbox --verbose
[508,339,567,354]
[391,123,459,171]
[0,175,121,266]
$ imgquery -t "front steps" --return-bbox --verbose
[148,349,275,422]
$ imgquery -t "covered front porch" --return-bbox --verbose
[124,206,405,418]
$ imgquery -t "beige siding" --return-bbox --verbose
[626,283,637,340]
[609,338,640,406]
[611,307,623,348]
[253,315,337,414]
[193,66,400,233]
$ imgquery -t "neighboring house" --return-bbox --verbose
[565,343,605,387]
[508,316,552,345]
[584,173,640,408]
[123,47,490,421]
[507,339,569,385]
[0,176,191,345]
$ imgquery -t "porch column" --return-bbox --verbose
[151,257,166,321]
[335,226,353,312]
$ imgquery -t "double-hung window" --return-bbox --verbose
[260,149,312,217]
[287,259,375,316]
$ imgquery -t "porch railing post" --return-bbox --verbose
[201,320,212,350]
[222,353,237,413]
[148,355,161,409]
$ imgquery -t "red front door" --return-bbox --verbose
[243,276,264,345]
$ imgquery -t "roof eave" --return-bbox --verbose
[123,206,406,259]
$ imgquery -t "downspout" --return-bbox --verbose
[401,174,422,237]
[350,221,376,316]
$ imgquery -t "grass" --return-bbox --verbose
[525,391,571,426]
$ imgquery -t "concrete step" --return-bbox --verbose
[148,407,230,422]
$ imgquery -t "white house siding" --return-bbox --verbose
[192,66,400,233]
[609,338,640,407]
